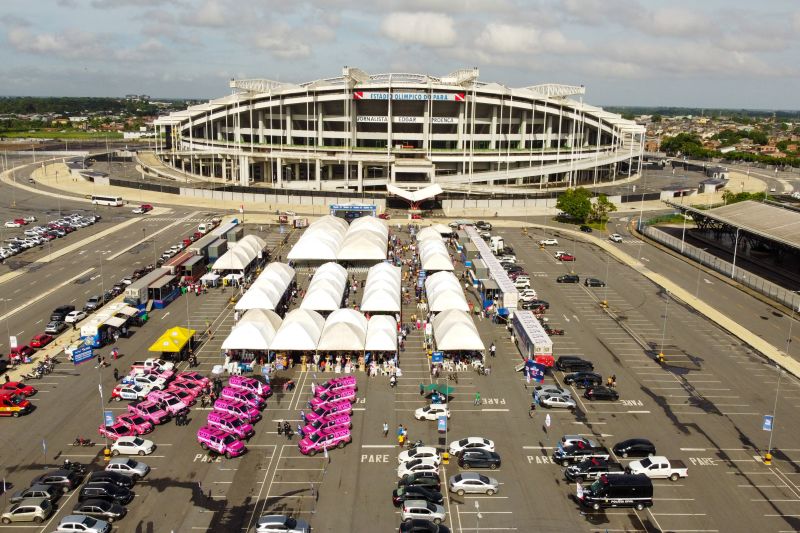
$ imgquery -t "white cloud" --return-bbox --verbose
[7,28,106,59]
[254,26,311,59]
[476,23,582,55]
[186,0,230,28]
[91,0,171,8]
[793,11,800,31]
[381,12,456,47]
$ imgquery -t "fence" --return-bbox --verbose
[640,225,800,311]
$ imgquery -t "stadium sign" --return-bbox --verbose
[354,91,465,102]
[357,115,459,124]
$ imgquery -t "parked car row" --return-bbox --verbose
[1,213,100,260]
[297,376,356,456]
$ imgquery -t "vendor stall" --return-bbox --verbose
[148,326,196,362]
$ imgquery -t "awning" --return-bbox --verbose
[148,326,196,353]
[200,273,220,282]
[422,383,455,395]
[105,316,127,328]
[117,306,139,317]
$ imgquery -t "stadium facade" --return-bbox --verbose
[153,67,645,192]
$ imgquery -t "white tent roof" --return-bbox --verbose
[235,262,295,311]
[365,315,398,352]
[431,223,454,234]
[386,183,444,203]
[417,227,443,242]
[258,262,295,286]
[425,273,470,312]
[419,239,454,271]
[212,235,266,271]
[270,309,325,351]
[337,230,387,261]
[300,262,348,311]
[221,310,282,350]
[239,309,283,328]
[361,263,402,313]
[287,216,348,261]
[349,215,389,238]
[317,309,368,351]
[432,309,485,351]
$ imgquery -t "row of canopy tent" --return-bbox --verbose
[211,235,267,272]
[287,215,389,262]
[417,231,454,272]
[432,309,485,351]
[425,271,469,312]
[234,262,296,311]
[222,307,398,352]
[360,262,402,313]
[300,262,348,312]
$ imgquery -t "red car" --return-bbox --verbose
[116,414,154,435]
[167,381,203,398]
[13,218,27,226]
[411,213,422,220]
[29,333,54,349]
[559,254,576,262]
[8,345,34,361]
[378,213,390,220]
[176,371,210,388]
[98,422,136,441]
[0,381,37,397]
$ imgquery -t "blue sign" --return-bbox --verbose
[104,411,115,427]
[437,415,447,433]
[529,363,546,384]
[72,345,94,365]
[763,415,774,432]
[431,352,443,363]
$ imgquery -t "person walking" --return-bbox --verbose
[383,421,389,438]
[474,391,481,406]
[277,422,284,436]
[113,368,119,381]
[490,342,496,358]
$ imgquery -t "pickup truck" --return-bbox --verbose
[130,358,175,374]
[627,456,688,481]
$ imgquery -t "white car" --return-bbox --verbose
[397,458,440,478]
[54,515,111,533]
[554,250,570,259]
[539,238,558,246]
[414,405,450,421]
[400,500,446,524]
[533,384,570,401]
[123,374,166,391]
[609,233,623,243]
[497,255,516,264]
[398,446,441,465]
[449,437,495,456]
[112,384,152,401]
[518,289,538,301]
[539,392,576,409]
[64,310,87,323]
[23,216,36,223]
[4,221,21,228]
[514,278,530,289]
[449,472,499,496]
[110,436,155,456]
[132,207,146,214]
[106,457,150,479]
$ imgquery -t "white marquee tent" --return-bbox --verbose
[270,309,325,351]
[300,262,348,312]
[212,235,267,271]
[360,263,401,313]
[365,315,398,352]
[235,262,295,311]
[432,309,485,351]
[425,271,469,312]
[417,227,443,243]
[221,309,282,351]
[317,309,368,351]
[337,216,388,261]
[287,215,348,261]
[419,239,454,271]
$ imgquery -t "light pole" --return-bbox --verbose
[658,292,669,363]
[767,364,782,461]
[730,227,741,279]
[475,501,481,533]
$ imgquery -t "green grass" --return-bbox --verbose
[645,214,691,225]
[1,130,124,140]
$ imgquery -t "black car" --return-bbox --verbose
[612,439,656,458]
[31,469,83,493]
[552,442,611,467]
[72,498,127,522]
[556,274,580,284]
[87,470,135,489]
[564,371,603,388]
[476,221,492,231]
[392,485,444,507]
[397,472,441,492]
[584,386,619,401]
[50,305,76,322]
[564,458,626,483]
[457,449,501,470]
[584,277,606,287]
[500,246,514,255]
[110,283,126,297]
[399,519,452,533]
[79,482,133,505]
[579,225,593,233]
[555,356,594,372]
[506,265,524,273]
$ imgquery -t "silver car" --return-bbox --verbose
[55,514,111,533]
[105,458,149,480]
[539,392,576,409]
[1,497,53,524]
[400,500,446,525]
[255,515,310,533]
[449,472,499,496]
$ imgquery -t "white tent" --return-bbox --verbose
[287,216,348,261]
[337,230,387,261]
[432,309,485,351]
[360,263,401,313]
[300,262,348,311]
[239,309,283,329]
[431,223,454,235]
[270,309,325,351]
[426,271,469,313]
[221,314,282,351]
[419,239,454,271]
[235,262,295,311]
[212,235,267,271]
[365,315,398,352]
[258,262,295,286]
[349,215,389,238]
[317,309,368,351]
[417,227,442,242]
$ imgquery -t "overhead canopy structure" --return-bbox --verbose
[417,227,443,242]
[212,235,266,271]
[425,271,469,312]
[235,262,295,311]
[270,309,325,351]
[288,215,348,261]
[419,239,454,271]
[317,309,368,351]
[148,326,196,353]
[432,309,485,351]
[360,263,401,313]
[300,262,348,311]
[387,184,444,208]
[431,223,454,235]
[365,315,398,352]
[221,309,282,350]
[464,226,519,309]
[337,216,388,261]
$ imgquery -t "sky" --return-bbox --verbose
[1,0,799,109]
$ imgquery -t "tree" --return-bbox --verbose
[651,113,662,123]
[589,194,617,223]
[556,187,592,223]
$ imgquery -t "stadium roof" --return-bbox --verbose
[684,201,800,250]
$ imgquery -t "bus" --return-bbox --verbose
[91,195,123,206]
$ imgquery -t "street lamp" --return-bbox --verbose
[658,292,669,363]
[767,364,782,463]
[730,227,741,279]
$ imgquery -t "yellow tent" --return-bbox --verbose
[148,326,197,353]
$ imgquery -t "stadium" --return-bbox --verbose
[153,67,645,193]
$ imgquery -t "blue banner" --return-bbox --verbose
[104,411,115,427]
[529,363,547,384]
[431,352,443,363]
[437,415,447,433]
[72,345,94,365]
[763,415,774,431]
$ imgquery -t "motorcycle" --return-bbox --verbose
[407,439,424,449]
[63,460,87,474]
[389,375,397,388]
[73,437,95,447]
[22,372,40,380]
